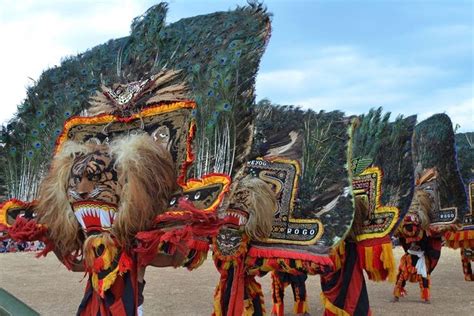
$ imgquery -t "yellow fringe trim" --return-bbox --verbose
[212,282,223,316]
[381,243,396,282]
[320,293,350,316]
[331,241,346,270]
[293,300,309,314]
[362,242,396,282]
[56,101,196,153]
[364,245,374,272]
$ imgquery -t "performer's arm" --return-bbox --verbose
[148,250,187,268]
[53,249,85,272]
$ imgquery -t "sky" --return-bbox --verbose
[0,0,472,131]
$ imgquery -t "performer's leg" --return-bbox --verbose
[461,248,473,281]
[271,271,288,316]
[137,267,146,316]
[393,255,408,301]
[290,274,309,315]
[246,275,266,316]
[418,275,430,302]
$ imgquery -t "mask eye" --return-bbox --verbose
[72,176,81,185]
[170,197,177,206]
[88,173,101,182]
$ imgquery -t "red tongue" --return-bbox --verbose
[82,213,103,234]
[221,215,241,227]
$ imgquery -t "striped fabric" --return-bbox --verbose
[76,268,138,316]
[271,271,308,316]
[320,241,371,316]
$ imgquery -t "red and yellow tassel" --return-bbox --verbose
[356,237,396,282]
[444,230,474,249]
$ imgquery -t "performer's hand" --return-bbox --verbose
[149,252,185,267]
[171,248,188,267]
[53,249,85,272]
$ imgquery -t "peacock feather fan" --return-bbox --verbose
[351,107,417,236]
[250,101,354,252]
[412,114,469,225]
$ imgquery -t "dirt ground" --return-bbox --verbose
[0,247,472,315]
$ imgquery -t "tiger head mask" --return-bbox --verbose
[216,176,277,256]
[36,133,177,256]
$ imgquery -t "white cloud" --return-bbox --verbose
[258,70,306,91]
[443,98,473,132]
[408,23,473,58]
[256,45,452,116]
[416,84,474,132]
[0,0,152,125]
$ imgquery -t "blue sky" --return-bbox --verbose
[0,0,472,131]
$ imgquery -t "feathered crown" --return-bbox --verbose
[88,70,188,116]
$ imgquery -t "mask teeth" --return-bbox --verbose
[238,214,246,225]
[99,210,109,227]
[74,210,85,228]
[73,204,117,230]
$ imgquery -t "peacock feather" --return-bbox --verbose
[351,107,391,171]
[454,132,473,228]
[455,132,474,186]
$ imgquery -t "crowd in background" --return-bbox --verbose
[0,239,45,253]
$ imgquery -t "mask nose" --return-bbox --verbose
[78,192,89,199]
[76,176,94,200]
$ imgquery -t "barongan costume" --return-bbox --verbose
[393,114,469,302]
[393,181,442,302]
[0,73,218,315]
[319,109,417,315]
[212,105,356,315]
